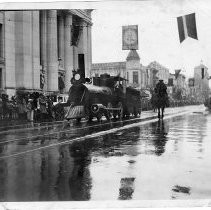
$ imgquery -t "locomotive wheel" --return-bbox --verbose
[88,116,93,122]
[76,118,81,123]
[133,107,137,117]
[97,113,102,122]
[85,114,93,122]
[105,102,112,121]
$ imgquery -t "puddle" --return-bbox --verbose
[172,185,191,194]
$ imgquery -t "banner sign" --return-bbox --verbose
[122,25,138,50]
[177,13,198,43]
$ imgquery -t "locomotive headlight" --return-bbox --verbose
[75,73,81,81]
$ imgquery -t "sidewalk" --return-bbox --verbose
[140,105,205,120]
[0,105,205,133]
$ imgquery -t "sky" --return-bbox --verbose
[1,0,211,79]
[91,0,211,78]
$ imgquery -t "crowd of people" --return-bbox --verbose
[0,91,66,122]
[0,88,204,123]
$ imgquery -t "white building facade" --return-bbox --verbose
[0,10,93,97]
[147,61,170,88]
[91,50,147,89]
[194,64,209,101]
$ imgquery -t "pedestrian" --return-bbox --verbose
[19,94,28,121]
[53,97,65,121]
[26,98,33,121]
[155,80,169,107]
[38,94,48,121]
[47,96,53,121]
[11,96,18,119]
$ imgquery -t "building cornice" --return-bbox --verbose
[69,9,92,25]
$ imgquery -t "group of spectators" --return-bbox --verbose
[0,91,66,122]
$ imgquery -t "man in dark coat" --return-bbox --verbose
[155,80,169,107]
[155,80,167,96]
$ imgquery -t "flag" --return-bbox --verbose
[175,69,181,79]
[177,13,198,43]
[201,68,205,79]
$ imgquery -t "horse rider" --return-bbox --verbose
[155,80,169,107]
[155,80,167,96]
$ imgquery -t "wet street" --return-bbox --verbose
[0,105,211,201]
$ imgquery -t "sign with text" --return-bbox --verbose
[122,25,138,50]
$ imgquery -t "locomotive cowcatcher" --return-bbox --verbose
[65,70,141,122]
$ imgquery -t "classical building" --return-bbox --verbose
[193,63,209,101]
[91,50,147,89]
[126,50,147,88]
[169,70,187,99]
[91,62,126,78]
[146,61,170,88]
[0,10,92,97]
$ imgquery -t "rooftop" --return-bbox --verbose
[126,50,140,61]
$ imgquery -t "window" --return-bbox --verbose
[127,72,129,83]
[133,71,138,84]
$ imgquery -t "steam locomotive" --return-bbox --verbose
[65,70,142,122]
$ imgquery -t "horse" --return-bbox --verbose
[152,89,169,119]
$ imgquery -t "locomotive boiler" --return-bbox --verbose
[65,73,141,122]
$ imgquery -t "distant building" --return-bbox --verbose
[194,63,209,101]
[146,61,170,88]
[167,70,187,99]
[126,50,147,88]
[91,50,147,89]
[91,62,126,78]
[175,71,186,90]
[187,77,197,99]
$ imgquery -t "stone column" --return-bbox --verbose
[82,22,88,77]
[64,14,73,92]
[87,24,92,78]
[32,11,40,90]
[15,11,33,90]
[58,15,64,67]
[47,10,58,92]
[4,11,16,96]
[40,10,48,91]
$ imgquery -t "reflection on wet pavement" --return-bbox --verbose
[0,112,211,201]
